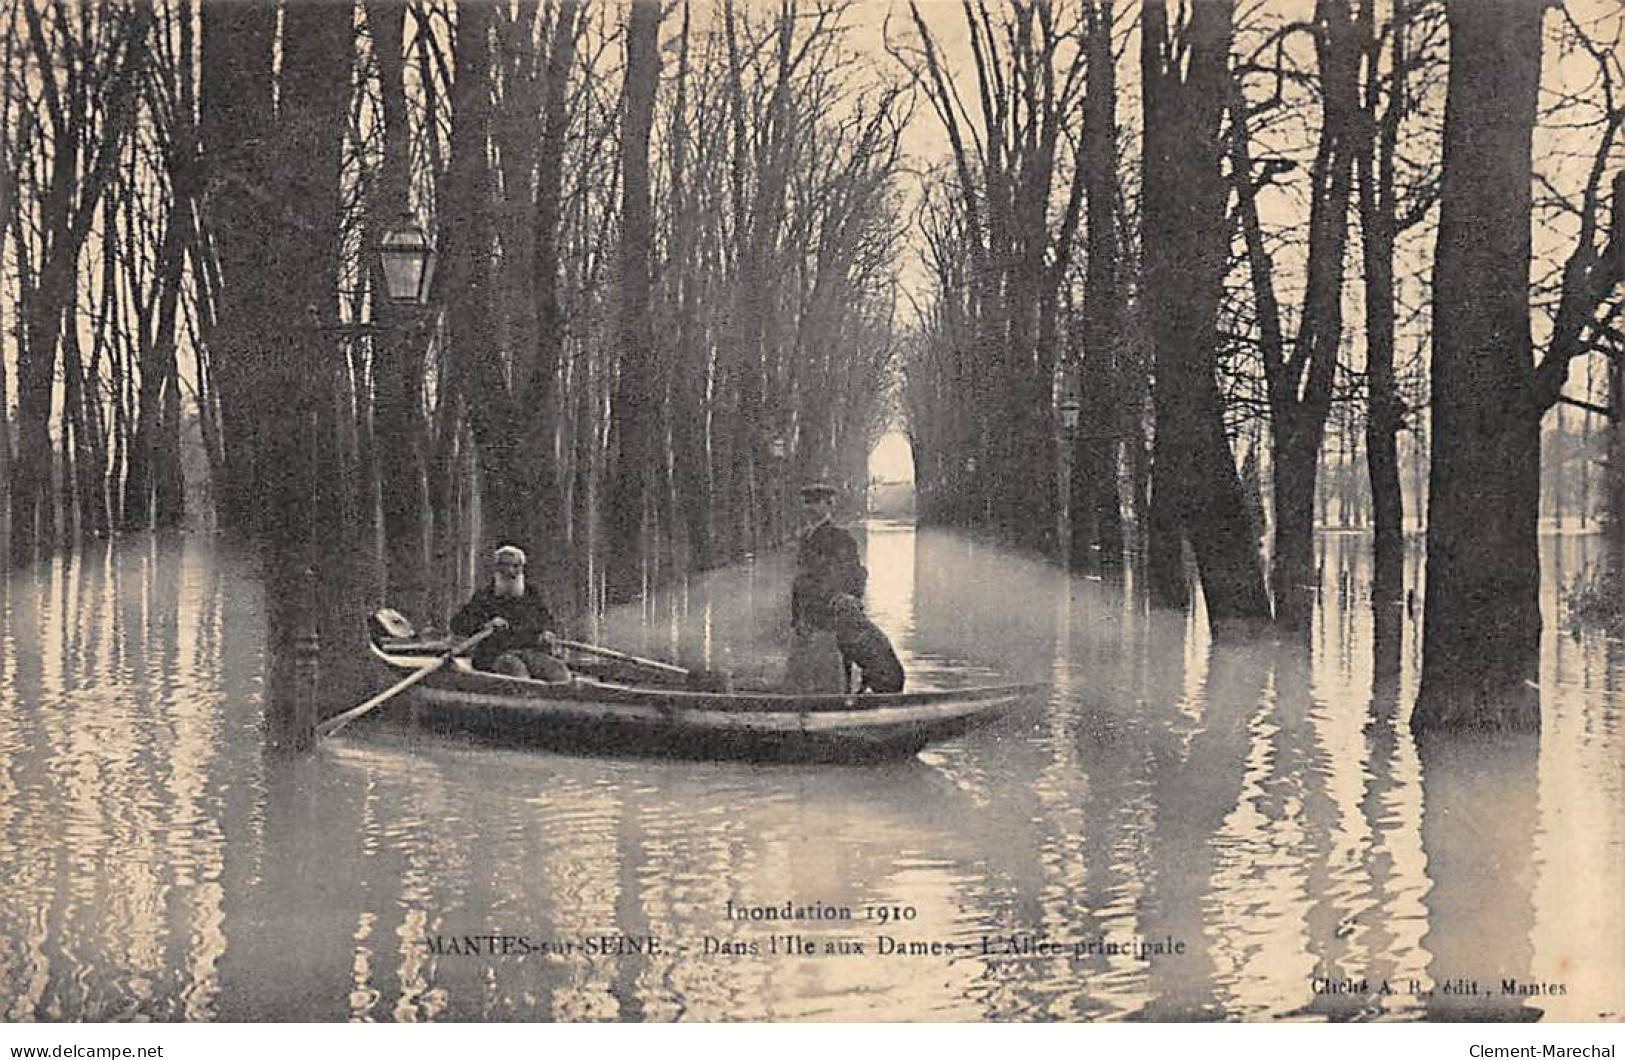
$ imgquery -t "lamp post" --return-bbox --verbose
[768,435,787,540]
[373,211,436,613]
[1058,383,1082,564]
[278,211,436,752]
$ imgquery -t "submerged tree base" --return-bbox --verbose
[1411,675,1540,734]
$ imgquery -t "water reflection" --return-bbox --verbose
[0,527,1619,1020]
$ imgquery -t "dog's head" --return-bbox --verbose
[825,591,864,624]
[828,593,864,621]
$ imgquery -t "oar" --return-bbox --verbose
[318,624,497,738]
[556,638,691,678]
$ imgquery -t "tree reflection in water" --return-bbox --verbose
[0,527,1618,1020]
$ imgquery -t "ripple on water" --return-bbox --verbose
[2,529,1623,1021]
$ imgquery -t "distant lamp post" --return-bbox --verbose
[1057,382,1083,565]
[1059,392,1082,435]
[377,214,436,306]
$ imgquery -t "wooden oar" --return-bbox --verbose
[318,624,497,738]
[556,638,691,678]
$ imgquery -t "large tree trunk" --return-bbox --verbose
[0,103,11,530]
[604,0,662,603]
[1230,0,1359,629]
[1270,439,1320,624]
[1070,0,1123,572]
[1358,0,1408,608]
[1141,0,1272,626]
[444,2,525,550]
[722,2,792,560]
[1415,0,1544,733]
[249,0,352,750]
[199,1,276,537]
[11,258,73,563]
[667,3,713,570]
[155,12,198,533]
[520,0,581,606]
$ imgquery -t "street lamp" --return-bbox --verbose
[1059,392,1082,434]
[767,436,789,541]
[1057,383,1084,566]
[377,213,436,306]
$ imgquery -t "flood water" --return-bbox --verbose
[0,523,1619,1022]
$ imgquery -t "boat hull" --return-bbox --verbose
[360,642,1039,764]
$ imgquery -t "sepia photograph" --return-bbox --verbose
[0,0,1622,1031]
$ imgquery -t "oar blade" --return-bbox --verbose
[319,624,495,739]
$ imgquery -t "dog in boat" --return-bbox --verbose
[828,593,904,694]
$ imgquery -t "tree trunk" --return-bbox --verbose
[1415,0,1544,733]
[125,190,188,531]
[1072,0,1123,572]
[1610,352,1624,567]
[667,3,713,570]
[723,3,793,560]
[259,0,352,751]
[199,1,276,536]
[1270,432,1320,625]
[11,264,71,563]
[62,278,111,540]
[1141,0,1272,626]
[0,102,11,530]
[155,9,198,532]
[520,0,581,606]
[443,1,526,551]
[1231,0,1360,628]
[1358,0,1406,607]
[604,0,662,603]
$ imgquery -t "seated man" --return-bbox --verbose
[828,593,904,694]
[451,545,570,682]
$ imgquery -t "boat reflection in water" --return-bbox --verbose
[0,526,1619,1020]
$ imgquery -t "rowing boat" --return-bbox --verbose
[357,631,1041,763]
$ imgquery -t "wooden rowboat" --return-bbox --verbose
[360,633,1041,763]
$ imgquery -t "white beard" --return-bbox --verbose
[495,574,525,598]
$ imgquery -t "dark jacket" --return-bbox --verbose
[792,521,866,630]
[451,584,557,671]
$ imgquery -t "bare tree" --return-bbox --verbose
[1142,0,1272,625]
[1418,0,1545,731]
[120,0,199,535]
[1231,0,1362,629]
[899,0,1089,549]
[1069,0,1125,572]
[605,0,663,602]
[6,2,152,561]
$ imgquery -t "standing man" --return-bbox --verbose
[791,481,867,632]
[787,482,866,692]
[451,545,570,682]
